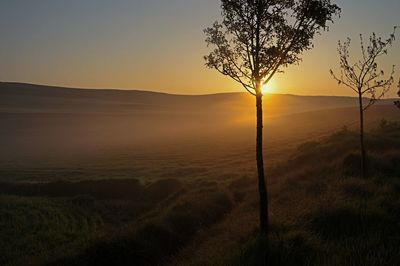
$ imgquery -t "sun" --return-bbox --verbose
[261,79,279,95]
[262,82,274,94]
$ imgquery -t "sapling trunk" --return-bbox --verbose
[358,92,366,178]
[256,83,268,235]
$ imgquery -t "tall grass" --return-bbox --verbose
[1,122,399,266]
[232,121,400,266]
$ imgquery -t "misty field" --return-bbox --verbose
[0,83,399,265]
[3,0,400,264]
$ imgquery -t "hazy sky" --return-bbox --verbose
[0,0,399,96]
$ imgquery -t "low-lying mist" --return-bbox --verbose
[0,82,398,174]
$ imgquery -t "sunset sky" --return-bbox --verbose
[1,0,399,96]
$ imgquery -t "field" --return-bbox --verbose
[0,83,399,265]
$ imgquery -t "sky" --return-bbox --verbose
[0,0,399,96]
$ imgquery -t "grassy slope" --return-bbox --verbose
[0,195,104,266]
[1,83,400,265]
[0,178,238,266]
[1,122,399,266]
[171,121,400,266]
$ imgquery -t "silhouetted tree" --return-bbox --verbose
[330,28,397,178]
[395,79,400,109]
[204,0,340,239]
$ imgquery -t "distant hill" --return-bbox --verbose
[0,82,398,162]
[0,82,395,116]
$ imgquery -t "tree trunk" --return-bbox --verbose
[256,91,268,235]
[358,92,366,178]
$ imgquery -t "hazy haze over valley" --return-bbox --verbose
[0,82,397,182]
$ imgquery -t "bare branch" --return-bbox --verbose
[331,28,397,112]
[395,78,400,109]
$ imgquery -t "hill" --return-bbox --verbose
[0,82,395,115]
[0,82,398,181]
[0,82,399,265]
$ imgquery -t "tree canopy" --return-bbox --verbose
[204,0,340,96]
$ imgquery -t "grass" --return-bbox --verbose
[51,182,235,266]
[0,177,236,265]
[0,195,104,266]
[1,120,400,265]
[229,121,400,266]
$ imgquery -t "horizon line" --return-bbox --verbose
[0,81,397,100]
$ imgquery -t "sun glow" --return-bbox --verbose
[262,80,277,95]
